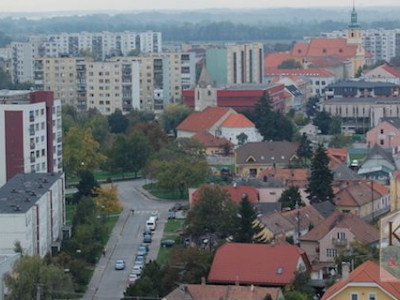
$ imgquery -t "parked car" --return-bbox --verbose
[143,228,152,236]
[131,264,143,276]
[168,210,176,219]
[140,244,149,253]
[135,255,146,267]
[171,203,183,212]
[146,216,157,231]
[161,239,175,248]
[115,260,126,270]
[143,234,152,243]
[137,246,148,256]
[127,273,139,284]
[150,210,159,220]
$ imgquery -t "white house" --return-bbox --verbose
[0,173,65,257]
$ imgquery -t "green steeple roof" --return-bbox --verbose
[349,2,360,29]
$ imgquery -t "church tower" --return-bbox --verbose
[194,63,217,111]
[347,2,362,45]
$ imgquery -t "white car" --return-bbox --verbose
[131,264,143,276]
[150,211,159,221]
[127,273,139,284]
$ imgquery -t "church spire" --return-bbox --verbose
[349,0,360,29]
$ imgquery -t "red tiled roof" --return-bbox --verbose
[192,184,259,206]
[326,148,348,169]
[176,107,231,133]
[264,52,292,72]
[299,211,379,244]
[282,205,325,231]
[208,243,310,286]
[221,113,254,128]
[165,284,282,300]
[294,38,357,59]
[265,67,334,78]
[322,261,400,300]
[382,63,400,78]
[192,131,231,148]
[334,181,388,207]
[257,168,309,188]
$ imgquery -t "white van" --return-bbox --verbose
[146,216,157,231]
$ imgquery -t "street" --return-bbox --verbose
[83,179,176,300]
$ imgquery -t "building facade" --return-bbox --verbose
[0,91,62,187]
[0,173,65,257]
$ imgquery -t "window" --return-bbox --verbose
[381,129,384,134]
[351,293,358,300]
[368,293,376,300]
[380,140,384,145]
[337,232,346,240]
[326,248,337,257]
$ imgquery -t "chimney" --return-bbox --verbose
[342,262,350,280]
[201,277,206,285]
[250,284,255,292]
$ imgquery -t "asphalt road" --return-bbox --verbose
[83,179,178,300]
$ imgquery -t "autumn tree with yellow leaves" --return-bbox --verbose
[94,184,122,214]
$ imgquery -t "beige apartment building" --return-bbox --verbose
[34,57,91,110]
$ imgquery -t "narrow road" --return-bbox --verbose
[83,179,177,300]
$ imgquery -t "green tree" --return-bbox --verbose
[94,184,122,214]
[313,110,332,134]
[132,122,168,152]
[329,134,352,148]
[85,114,110,146]
[108,109,129,133]
[278,186,302,210]
[278,59,303,69]
[296,133,313,166]
[284,267,314,300]
[159,104,191,136]
[236,132,248,145]
[63,127,107,177]
[4,256,73,300]
[306,96,319,117]
[74,170,99,203]
[306,144,334,204]
[233,193,258,243]
[186,185,237,238]
[329,116,342,135]
[127,48,141,56]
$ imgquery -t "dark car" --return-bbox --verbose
[137,246,148,256]
[143,234,152,243]
[140,244,149,253]
[171,203,183,212]
[161,239,175,247]
[168,210,176,219]
[143,228,152,236]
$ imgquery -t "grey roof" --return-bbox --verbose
[221,84,270,90]
[286,85,302,97]
[252,202,282,216]
[364,144,395,166]
[324,97,400,104]
[235,141,298,166]
[311,201,336,219]
[197,63,213,88]
[333,163,361,181]
[326,80,397,89]
[0,173,62,214]
[381,117,400,129]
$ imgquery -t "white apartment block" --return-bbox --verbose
[0,91,62,187]
[323,29,400,64]
[0,173,65,257]
[226,43,264,85]
[10,41,42,84]
[86,61,140,114]
[34,57,91,110]
[139,31,162,53]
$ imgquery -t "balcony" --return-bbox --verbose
[332,238,348,247]
[30,143,35,150]
[57,150,62,156]
[30,156,35,163]
[29,129,35,136]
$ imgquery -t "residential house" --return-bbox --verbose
[235,141,299,177]
[189,184,260,208]
[311,201,336,218]
[334,180,390,221]
[258,168,309,188]
[176,106,261,145]
[191,131,232,155]
[299,123,319,139]
[299,212,380,265]
[322,260,400,300]
[208,243,311,287]
[0,173,66,257]
[333,163,361,182]
[364,63,400,85]
[163,284,284,300]
[358,145,396,184]
[327,149,350,170]
[366,118,400,150]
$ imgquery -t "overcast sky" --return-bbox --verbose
[2,0,400,12]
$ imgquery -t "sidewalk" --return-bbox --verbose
[83,209,129,300]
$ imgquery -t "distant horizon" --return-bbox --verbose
[1,0,400,14]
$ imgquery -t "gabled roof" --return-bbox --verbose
[220,113,254,128]
[208,243,310,286]
[197,63,213,88]
[334,181,386,207]
[192,131,231,148]
[311,201,336,219]
[282,205,325,232]
[380,117,400,129]
[176,107,232,133]
[192,184,259,206]
[235,141,298,166]
[364,144,395,166]
[322,261,400,300]
[326,148,349,169]
[164,284,282,300]
[300,38,358,59]
[381,63,400,78]
[257,168,309,187]
[299,211,379,244]
[333,163,361,181]
[259,211,295,234]
[264,52,292,72]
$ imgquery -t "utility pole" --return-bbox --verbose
[36,283,43,300]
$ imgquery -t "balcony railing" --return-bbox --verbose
[332,238,348,247]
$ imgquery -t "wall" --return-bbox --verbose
[319,228,354,263]
[366,122,400,149]
[328,286,392,300]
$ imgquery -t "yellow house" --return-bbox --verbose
[390,170,400,212]
[322,261,400,300]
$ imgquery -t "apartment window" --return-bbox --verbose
[380,129,384,134]
[337,232,345,240]
[41,149,45,156]
[41,122,45,130]
[326,248,337,257]
[368,293,376,300]
[380,140,384,145]
[351,293,359,300]
[41,109,44,115]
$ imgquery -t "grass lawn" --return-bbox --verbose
[65,203,76,226]
[143,183,187,200]
[157,219,185,266]
[349,153,366,163]
[67,170,139,186]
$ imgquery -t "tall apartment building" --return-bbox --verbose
[86,61,141,114]
[323,29,400,64]
[138,31,162,54]
[34,57,91,110]
[112,52,196,111]
[206,43,264,87]
[0,173,65,257]
[10,41,42,84]
[0,91,63,187]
